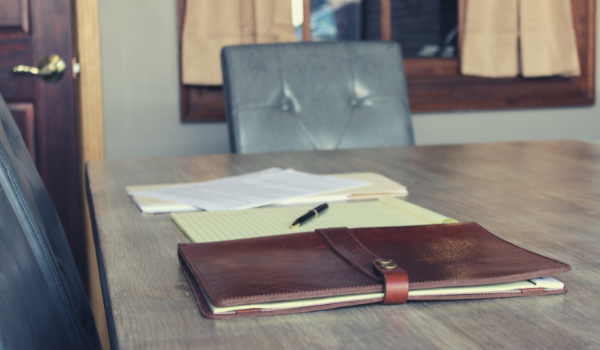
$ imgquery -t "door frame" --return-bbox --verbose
[72,0,107,348]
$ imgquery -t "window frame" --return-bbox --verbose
[177,0,596,122]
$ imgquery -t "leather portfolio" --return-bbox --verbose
[177,222,570,319]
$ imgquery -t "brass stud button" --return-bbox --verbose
[380,263,398,269]
[375,258,398,269]
[375,258,394,265]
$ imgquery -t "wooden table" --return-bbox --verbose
[87,141,600,350]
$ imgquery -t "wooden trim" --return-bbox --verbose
[585,0,596,100]
[457,0,466,54]
[21,0,29,33]
[74,1,105,165]
[380,0,391,41]
[73,0,108,349]
[302,0,311,42]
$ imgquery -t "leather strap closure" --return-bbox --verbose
[316,227,381,280]
[373,259,409,304]
[315,227,409,304]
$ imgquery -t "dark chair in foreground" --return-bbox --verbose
[0,93,102,350]
[221,41,414,154]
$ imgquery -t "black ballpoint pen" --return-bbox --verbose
[290,203,329,229]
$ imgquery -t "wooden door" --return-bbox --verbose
[0,0,85,279]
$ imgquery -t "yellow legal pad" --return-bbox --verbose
[172,196,457,243]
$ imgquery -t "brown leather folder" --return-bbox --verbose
[178,222,570,319]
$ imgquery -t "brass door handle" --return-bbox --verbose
[12,54,66,83]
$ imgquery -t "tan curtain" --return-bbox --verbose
[520,0,580,77]
[182,0,296,85]
[461,0,519,78]
[461,0,580,78]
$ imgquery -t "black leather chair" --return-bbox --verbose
[221,41,414,154]
[0,93,102,350]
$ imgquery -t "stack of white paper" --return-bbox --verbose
[130,168,370,211]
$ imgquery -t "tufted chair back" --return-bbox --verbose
[221,41,414,154]
[0,93,101,349]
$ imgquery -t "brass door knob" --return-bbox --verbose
[12,55,66,83]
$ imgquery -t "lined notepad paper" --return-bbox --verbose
[172,196,457,243]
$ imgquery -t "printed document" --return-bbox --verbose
[130,168,370,211]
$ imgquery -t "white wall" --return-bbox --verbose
[98,0,599,160]
[99,0,230,159]
[414,104,600,146]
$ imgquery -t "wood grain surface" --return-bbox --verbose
[87,141,600,350]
